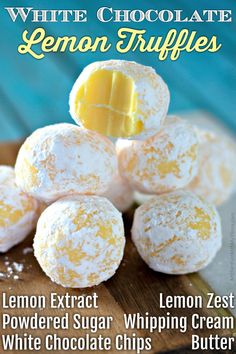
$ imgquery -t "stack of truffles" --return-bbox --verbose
[1,60,236,288]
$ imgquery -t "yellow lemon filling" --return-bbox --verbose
[74,69,143,137]
[0,201,24,227]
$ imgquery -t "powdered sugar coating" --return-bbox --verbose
[118,116,199,194]
[134,191,155,205]
[0,166,39,252]
[187,129,236,205]
[34,196,125,288]
[69,60,170,139]
[132,190,222,274]
[0,165,15,184]
[102,174,134,212]
[15,124,117,203]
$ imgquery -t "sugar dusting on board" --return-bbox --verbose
[0,250,34,281]
[0,259,24,280]
[22,247,33,255]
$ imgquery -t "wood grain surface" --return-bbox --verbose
[0,142,234,354]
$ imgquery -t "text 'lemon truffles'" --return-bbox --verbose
[118,116,199,194]
[34,196,125,288]
[187,129,236,205]
[132,190,222,275]
[69,60,170,139]
[0,166,39,252]
[15,123,117,203]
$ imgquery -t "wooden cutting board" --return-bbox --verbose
[0,141,234,354]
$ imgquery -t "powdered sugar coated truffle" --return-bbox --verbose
[132,190,222,274]
[0,165,39,252]
[34,196,125,288]
[133,191,155,205]
[187,129,236,205]
[102,174,134,212]
[69,60,170,139]
[0,165,15,183]
[15,123,117,203]
[118,116,199,194]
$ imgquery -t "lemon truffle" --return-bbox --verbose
[118,116,199,194]
[15,123,117,203]
[34,196,125,288]
[69,60,170,139]
[134,191,155,205]
[187,129,236,205]
[132,190,222,274]
[102,174,134,212]
[0,165,39,252]
[0,165,15,184]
